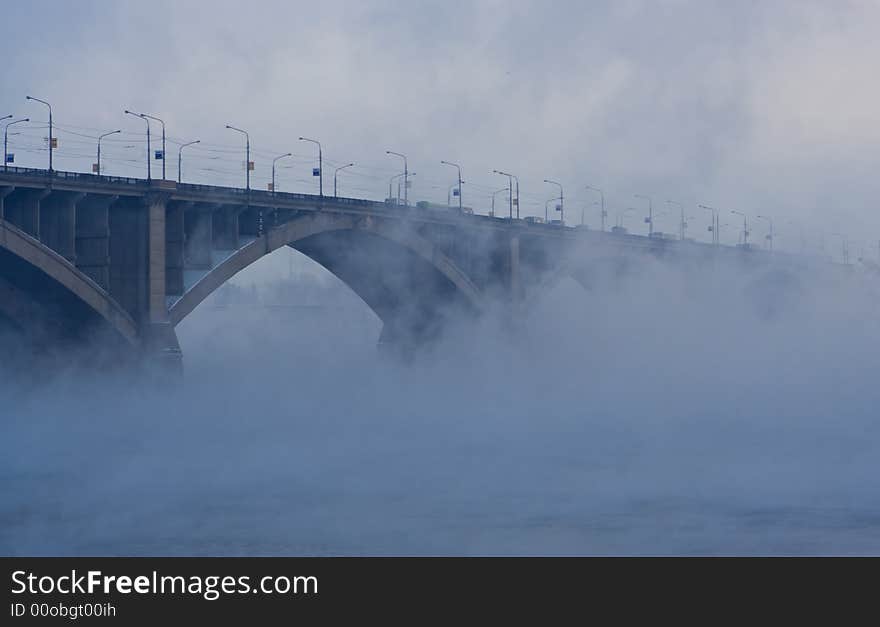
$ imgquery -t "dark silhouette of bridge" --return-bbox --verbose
[0,167,822,369]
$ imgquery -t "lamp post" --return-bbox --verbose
[666,200,685,240]
[333,163,354,198]
[271,153,292,193]
[177,140,200,184]
[225,125,250,190]
[140,113,166,179]
[493,170,515,219]
[25,96,52,171]
[543,179,563,224]
[698,204,718,245]
[95,129,121,175]
[3,117,29,172]
[512,175,520,219]
[386,151,407,206]
[389,172,404,204]
[440,160,463,212]
[491,187,509,218]
[585,185,606,231]
[635,193,653,237]
[756,215,774,251]
[731,210,749,245]
[124,110,151,180]
[299,137,323,197]
[398,172,416,202]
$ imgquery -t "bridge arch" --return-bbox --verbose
[0,220,139,346]
[169,212,483,344]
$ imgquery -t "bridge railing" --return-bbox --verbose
[0,166,392,209]
[175,181,382,209]
[0,165,147,187]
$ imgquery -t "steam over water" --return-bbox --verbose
[2,253,880,555]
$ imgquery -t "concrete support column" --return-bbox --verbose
[109,197,149,320]
[75,194,116,289]
[0,186,14,221]
[146,192,168,324]
[40,191,84,263]
[184,205,213,269]
[5,189,48,238]
[165,201,189,297]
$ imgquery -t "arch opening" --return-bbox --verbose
[170,213,483,349]
[0,222,139,354]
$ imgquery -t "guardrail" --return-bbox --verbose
[0,165,146,186]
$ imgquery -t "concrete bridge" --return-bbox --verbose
[0,167,812,369]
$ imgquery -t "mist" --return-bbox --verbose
[3,244,879,556]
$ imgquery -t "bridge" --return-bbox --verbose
[0,166,822,370]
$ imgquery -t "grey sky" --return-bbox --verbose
[2,0,879,256]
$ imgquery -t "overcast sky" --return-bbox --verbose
[2,0,879,257]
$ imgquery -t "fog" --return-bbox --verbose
[2,247,879,556]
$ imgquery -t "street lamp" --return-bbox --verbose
[635,193,653,237]
[25,96,52,171]
[124,110,151,180]
[398,172,416,202]
[139,114,167,179]
[666,200,685,240]
[440,160,463,212]
[493,170,515,219]
[177,140,200,184]
[698,204,719,245]
[299,137,323,197]
[756,215,774,252]
[389,172,404,204]
[491,187,509,218]
[543,179,563,225]
[271,153,292,193]
[225,125,250,190]
[334,163,354,198]
[586,185,606,231]
[386,151,407,206]
[731,210,749,245]
[512,175,520,219]
[3,117,29,172]
[95,129,121,175]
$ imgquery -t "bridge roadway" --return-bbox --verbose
[0,166,812,369]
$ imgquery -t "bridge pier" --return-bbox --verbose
[0,186,14,221]
[75,194,116,289]
[146,193,182,373]
[4,188,49,238]
[40,191,84,263]
[165,200,189,298]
